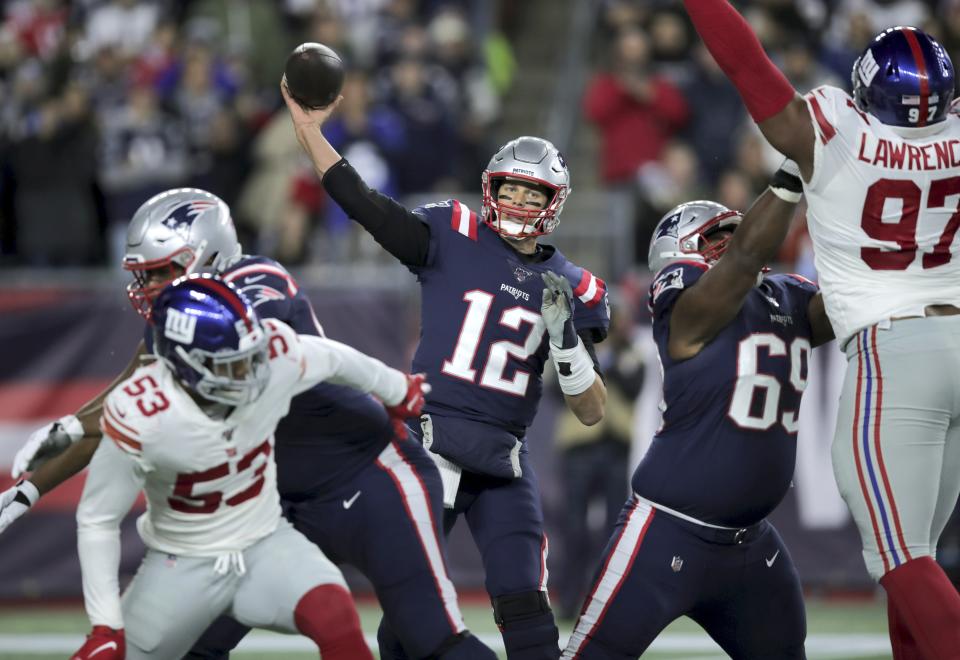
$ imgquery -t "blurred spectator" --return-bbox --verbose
[714,168,753,213]
[185,0,290,91]
[646,8,693,83]
[553,302,644,621]
[427,7,500,188]
[3,0,67,62]
[158,39,240,178]
[634,140,705,263]
[79,0,160,60]
[680,44,749,185]
[583,26,689,186]
[98,80,189,256]
[780,32,842,93]
[377,52,460,194]
[7,80,102,265]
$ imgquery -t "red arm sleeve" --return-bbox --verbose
[683,0,796,122]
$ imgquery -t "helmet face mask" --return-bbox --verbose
[851,26,955,130]
[481,137,571,238]
[648,201,743,273]
[151,274,269,408]
[124,189,241,320]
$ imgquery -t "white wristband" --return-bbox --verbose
[18,480,40,506]
[58,414,85,443]
[768,184,802,204]
[551,338,597,396]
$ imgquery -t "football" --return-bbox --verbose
[283,42,345,110]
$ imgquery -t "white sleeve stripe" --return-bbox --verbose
[577,275,598,303]
[455,202,472,237]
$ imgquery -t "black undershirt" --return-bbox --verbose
[322,158,603,371]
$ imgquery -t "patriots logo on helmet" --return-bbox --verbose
[655,212,682,241]
[160,200,218,234]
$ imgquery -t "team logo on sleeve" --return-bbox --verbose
[164,308,197,343]
[651,268,684,304]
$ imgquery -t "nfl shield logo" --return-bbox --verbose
[671,556,683,572]
[514,266,533,283]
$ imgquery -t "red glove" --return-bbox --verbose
[71,626,125,660]
[385,373,430,439]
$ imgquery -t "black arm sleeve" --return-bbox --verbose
[322,158,432,268]
[578,329,605,381]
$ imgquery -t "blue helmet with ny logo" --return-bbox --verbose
[852,27,955,129]
[151,274,269,407]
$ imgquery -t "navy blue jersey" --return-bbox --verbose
[145,256,394,499]
[632,262,818,527]
[409,200,609,437]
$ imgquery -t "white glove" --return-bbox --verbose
[541,271,578,349]
[12,414,84,478]
[0,480,39,534]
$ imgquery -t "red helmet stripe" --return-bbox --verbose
[191,278,253,331]
[901,28,930,127]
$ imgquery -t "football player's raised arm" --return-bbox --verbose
[682,0,815,177]
[295,334,407,407]
[281,80,431,267]
[76,438,144,631]
[669,164,803,360]
[11,341,148,500]
[808,294,835,348]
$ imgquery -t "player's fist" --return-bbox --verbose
[541,271,577,349]
[0,480,39,534]
[13,414,83,477]
[71,626,124,660]
[386,373,430,439]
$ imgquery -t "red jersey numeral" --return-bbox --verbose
[168,440,273,514]
[860,176,960,270]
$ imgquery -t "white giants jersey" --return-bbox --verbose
[802,85,960,343]
[99,319,405,556]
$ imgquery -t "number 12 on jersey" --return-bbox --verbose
[442,290,546,397]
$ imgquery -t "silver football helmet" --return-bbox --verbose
[647,201,742,273]
[481,136,570,237]
[123,188,241,319]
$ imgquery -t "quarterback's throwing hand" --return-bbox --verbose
[71,626,125,660]
[0,481,39,534]
[541,271,578,349]
[12,414,83,477]
[386,373,430,439]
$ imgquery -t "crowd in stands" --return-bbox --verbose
[584,0,955,272]
[3,0,959,275]
[0,0,508,266]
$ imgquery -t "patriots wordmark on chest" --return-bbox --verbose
[500,283,530,302]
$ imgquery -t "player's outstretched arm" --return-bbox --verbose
[668,161,803,360]
[12,341,148,479]
[13,342,148,478]
[281,80,431,267]
[682,0,815,177]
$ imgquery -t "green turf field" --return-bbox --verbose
[0,597,891,659]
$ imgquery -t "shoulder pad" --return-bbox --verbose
[101,365,169,457]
